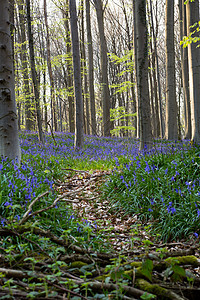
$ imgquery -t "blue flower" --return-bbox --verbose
[194,232,198,238]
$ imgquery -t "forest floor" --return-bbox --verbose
[1,132,200,299]
[52,168,200,300]
[1,166,200,299]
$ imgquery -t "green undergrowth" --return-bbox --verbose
[103,143,200,241]
[1,132,200,298]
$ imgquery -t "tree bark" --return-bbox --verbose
[135,0,152,150]
[26,0,44,143]
[179,0,191,139]
[186,0,200,143]
[44,0,57,132]
[93,0,111,136]
[69,0,84,149]
[18,0,33,131]
[85,0,96,135]
[64,1,75,133]
[165,0,178,140]
[0,0,21,161]
[149,0,163,138]
[80,0,90,135]
[133,0,139,138]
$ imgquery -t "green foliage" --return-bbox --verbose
[108,49,134,73]
[110,106,136,137]
[180,21,200,48]
[1,132,199,298]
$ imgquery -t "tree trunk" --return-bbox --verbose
[69,0,84,149]
[85,0,96,135]
[80,0,90,135]
[165,0,178,140]
[135,0,152,150]
[26,0,44,143]
[38,20,48,132]
[0,0,21,161]
[44,0,57,132]
[18,1,33,131]
[93,0,111,136]
[133,0,139,138]
[64,2,75,133]
[186,0,200,143]
[149,0,163,138]
[179,0,191,139]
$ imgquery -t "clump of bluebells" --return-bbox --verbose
[103,142,200,241]
[1,131,199,245]
[0,156,55,224]
[2,130,130,252]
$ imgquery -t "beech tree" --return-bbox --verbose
[63,0,75,133]
[186,0,200,143]
[93,0,111,136]
[26,0,44,143]
[17,0,33,131]
[148,0,163,138]
[86,0,96,135]
[69,0,84,148]
[165,0,178,140]
[44,0,57,132]
[135,0,152,149]
[179,0,191,139]
[0,0,21,161]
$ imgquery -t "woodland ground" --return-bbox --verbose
[0,131,200,299]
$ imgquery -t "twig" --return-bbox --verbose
[19,191,50,225]
[20,179,97,224]
[62,168,89,173]
[47,119,57,146]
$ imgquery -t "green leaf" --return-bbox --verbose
[44,169,50,174]
[141,259,153,281]
[140,292,156,299]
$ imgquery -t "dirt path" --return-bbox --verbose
[56,169,200,256]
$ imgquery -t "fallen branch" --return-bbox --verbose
[82,280,152,299]
[19,178,98,224]
[136,278,186,300]
[19,191,50,225]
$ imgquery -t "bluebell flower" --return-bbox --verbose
[151,199,155,205]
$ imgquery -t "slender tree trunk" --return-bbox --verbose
[179,0,191,139]
[80,0,90,135]
[44,0,57,132]
[64,2,75,133]
[38,20,48,132]
[152,51,160,137]
[186,0,200,143]
[93,0,111,136]
[135,0,152,150]
[26,0,44,143]
[149,59,156,137]
[85,0,96,135]
[0,0,21,161]
[149,0,163,138]
[133,0,139,138]
[69,0,84,149]
[18,1,33,131]
[165,0,178,140]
